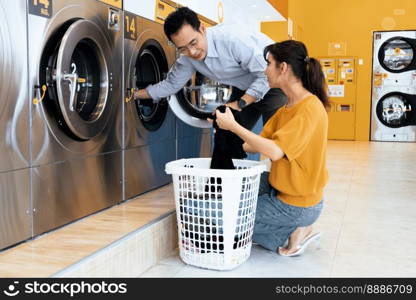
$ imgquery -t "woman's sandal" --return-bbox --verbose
[278,232,321,257]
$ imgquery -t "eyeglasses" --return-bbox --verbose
[177,37,199,55]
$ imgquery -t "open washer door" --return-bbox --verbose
[169,72,233,128]
[127,38,170,132]
[41,19,113,141]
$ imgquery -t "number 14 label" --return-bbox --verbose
[29,0,52,18]
[124,12,137,40]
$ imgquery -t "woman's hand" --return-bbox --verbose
[215,107,238,131]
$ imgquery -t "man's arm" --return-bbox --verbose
[224,35,270,111]
[225,93,256,111]
[231,36,270,102]
[133,56,195,101]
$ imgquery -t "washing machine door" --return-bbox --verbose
[130,39,169,131]
[378,37,416,73]
[169,72,233,128]
[49,19,113,140]
[376,92,415,128]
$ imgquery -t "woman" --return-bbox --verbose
[214,40,329,256]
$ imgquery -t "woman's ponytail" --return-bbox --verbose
[303,57,329,109]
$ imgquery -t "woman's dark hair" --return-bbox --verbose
[164,7,201,42]
[263,40,329,109]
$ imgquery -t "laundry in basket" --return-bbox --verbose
[165,158,267,270]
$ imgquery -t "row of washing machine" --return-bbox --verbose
[0,0,214,250]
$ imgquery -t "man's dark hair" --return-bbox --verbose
[164,7,201,42]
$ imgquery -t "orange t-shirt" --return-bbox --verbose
[260,95,329,207]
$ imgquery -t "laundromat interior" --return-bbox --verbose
[1,0,416,278]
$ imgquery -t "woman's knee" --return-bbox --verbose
[298,201,323,227]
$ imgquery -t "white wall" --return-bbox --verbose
[175,0,220,23]
[124,0,157,20]
[221,0,260,31]
[123,0,266,32]
[176,0,260,31]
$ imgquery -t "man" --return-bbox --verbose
[134,7,287,129]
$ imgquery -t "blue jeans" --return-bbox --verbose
[252,172,323,251]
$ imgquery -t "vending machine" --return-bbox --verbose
[320,57,357,140]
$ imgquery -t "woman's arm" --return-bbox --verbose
[242,142,256,153]
[215,108,284,161]
[233,123,284,161]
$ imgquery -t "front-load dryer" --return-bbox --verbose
[0,0,31,250]
[28,0,124,235]
[371,30,416,141]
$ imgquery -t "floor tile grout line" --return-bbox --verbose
[329,141,358,277]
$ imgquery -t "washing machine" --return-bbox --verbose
[371,30,416,141]
[0,0,31,250]
[123,13,178,200]
[28,0,123,235]
[123,10,224,200]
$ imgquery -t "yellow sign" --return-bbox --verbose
[373,72,383,87]
[124,12,137,40]
[328,42,347,56]
[218,2,224,23]
[319,58,337,84]
[338,58,354,83]
[29,0,52,18]
[34,0,50,8]
[97,0,122,9]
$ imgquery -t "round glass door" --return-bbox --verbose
[376,93,412,128]
[168,72,233,128]
[133,40,168,131]
[39,19,112,141]
[68,41,101,121]
[378,37,415,72]
[177,72,233,119]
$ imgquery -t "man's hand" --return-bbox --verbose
[224,101,241,111]
[224,94,256,111]
[133,88,151,99]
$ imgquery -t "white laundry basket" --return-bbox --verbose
[165,158,267,270]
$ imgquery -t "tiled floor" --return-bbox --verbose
[140,141,416,277]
